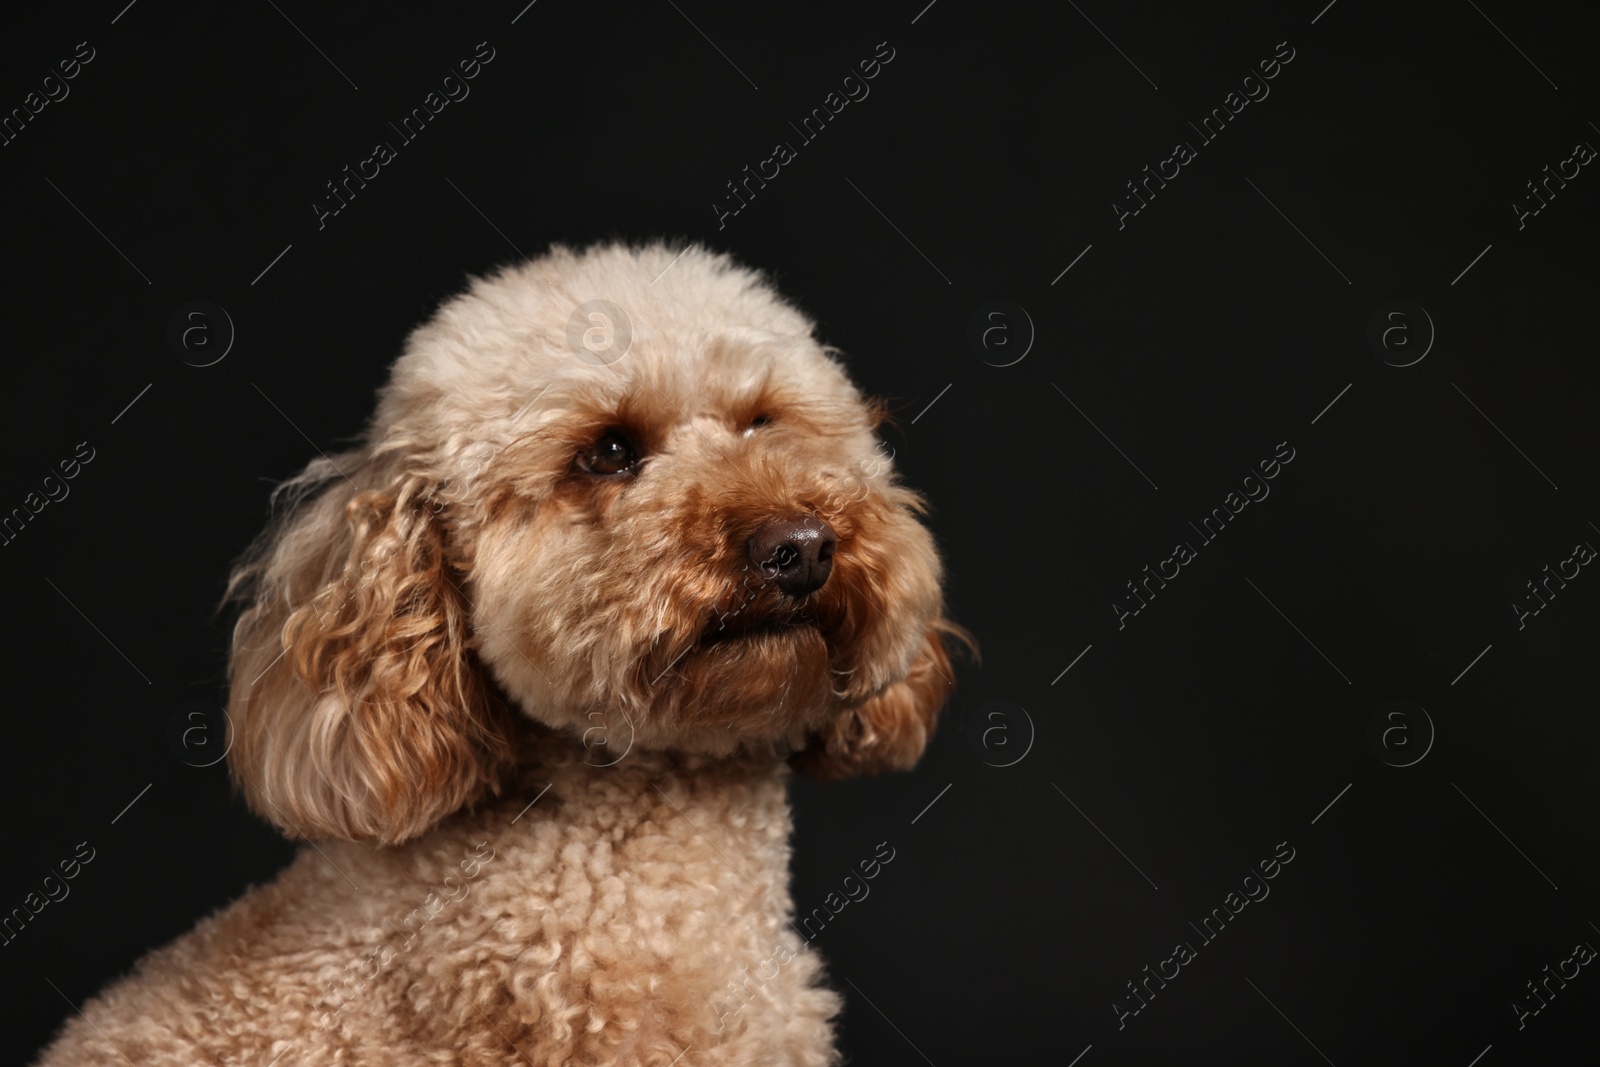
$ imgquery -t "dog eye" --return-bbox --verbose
[579,431,638,476]
[743,413,773,436]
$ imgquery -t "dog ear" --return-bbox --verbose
[792,619,969,780]
[224,453,514,845]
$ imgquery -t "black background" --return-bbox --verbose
[3,1,1597,1064]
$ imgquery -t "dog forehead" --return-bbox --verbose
[378,244,858,441]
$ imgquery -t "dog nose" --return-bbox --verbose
[747,516,837,597]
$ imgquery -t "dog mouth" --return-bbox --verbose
[698,612,821,647]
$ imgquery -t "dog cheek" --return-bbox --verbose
[793,623,954,780]
[825,509,943,698]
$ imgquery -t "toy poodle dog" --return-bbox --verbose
[38,243,961,1066]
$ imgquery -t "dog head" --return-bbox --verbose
[226,244,959,843]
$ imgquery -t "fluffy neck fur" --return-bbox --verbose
[38,719,844,1066]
